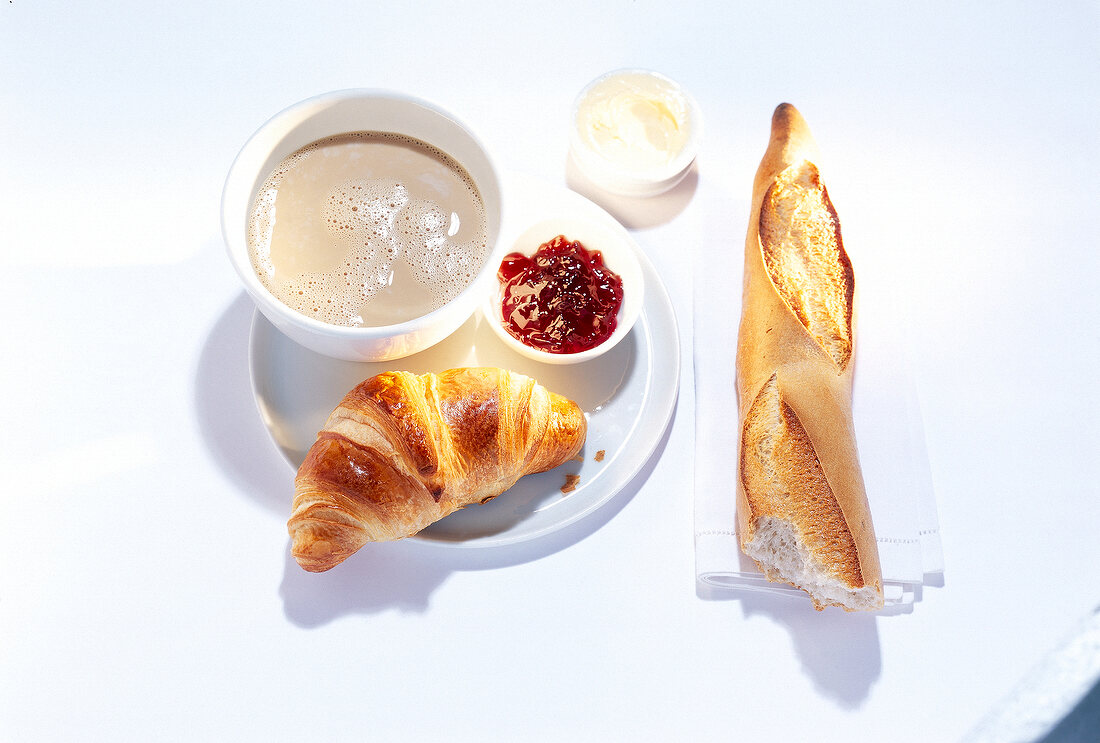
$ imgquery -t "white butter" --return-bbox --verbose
[574,70,692,176]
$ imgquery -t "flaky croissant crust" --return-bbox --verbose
[289,367,587,571]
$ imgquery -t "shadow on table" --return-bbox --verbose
[196,291,674,628]
[195,292,294,517]
[564,154,699,230]
[722,590,883,708]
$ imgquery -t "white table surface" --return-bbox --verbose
[2,2,1097,741]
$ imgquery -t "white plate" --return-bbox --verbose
[248,173,680,547]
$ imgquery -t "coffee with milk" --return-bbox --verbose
[247,132,488,327]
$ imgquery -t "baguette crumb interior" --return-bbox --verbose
[744,517,882,612]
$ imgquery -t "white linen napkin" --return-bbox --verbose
[693,234,944,608]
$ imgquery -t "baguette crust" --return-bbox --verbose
[735,104,883,611]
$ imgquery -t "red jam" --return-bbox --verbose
[498,235,624,354]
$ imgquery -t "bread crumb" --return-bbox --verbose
[561,474,581,494]
[594,449,605,462]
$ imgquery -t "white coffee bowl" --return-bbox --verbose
[569,69,702,198]
[483,214,644,365]
[221,89,503,362]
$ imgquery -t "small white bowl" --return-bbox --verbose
[569,69,702,198]
[221,89,503,362]
[483,215,644,365]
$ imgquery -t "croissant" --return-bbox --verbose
[289,367,587,571]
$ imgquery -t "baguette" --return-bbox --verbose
[735,103,883,611]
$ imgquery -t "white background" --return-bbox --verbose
[1,2,1097,741]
